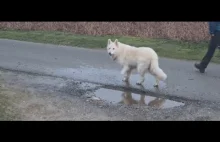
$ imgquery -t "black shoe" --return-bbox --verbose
[194,63,205,73]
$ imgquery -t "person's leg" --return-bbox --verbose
[195,32,220,73]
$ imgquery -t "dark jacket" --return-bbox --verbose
[209,22,220,34]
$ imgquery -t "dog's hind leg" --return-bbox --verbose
[136,73,145,85]
[136,64,148,85]
[149,67,160,88]
[149,70,160,88]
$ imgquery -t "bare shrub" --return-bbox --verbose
[0,22,209,42]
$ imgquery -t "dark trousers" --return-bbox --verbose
[200,31,220,68]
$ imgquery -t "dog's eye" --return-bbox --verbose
[113,48,115,50]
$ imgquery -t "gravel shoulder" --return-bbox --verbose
[1,69,220,121]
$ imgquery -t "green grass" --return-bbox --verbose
[0,29,220,63]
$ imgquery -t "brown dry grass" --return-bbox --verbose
[0,22,209,42]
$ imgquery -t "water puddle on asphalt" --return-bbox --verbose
[92,88,185,109]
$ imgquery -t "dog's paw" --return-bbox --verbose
[136,82,142,85]
[122,78,128,82]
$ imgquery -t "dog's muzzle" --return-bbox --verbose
[108,52,116,60]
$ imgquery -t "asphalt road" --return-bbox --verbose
[1,39,220,120]
[0,39,220,103]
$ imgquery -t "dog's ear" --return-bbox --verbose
[108,39,112,45]
[114,39,118,47]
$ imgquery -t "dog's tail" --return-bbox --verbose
[149,59,167,81]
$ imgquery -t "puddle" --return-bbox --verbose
[92,88,185,109]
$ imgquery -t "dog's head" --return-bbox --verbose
[106,39,119,61]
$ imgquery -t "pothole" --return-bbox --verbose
[90,88,185,109]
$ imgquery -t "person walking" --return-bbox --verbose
[194,22,220,73]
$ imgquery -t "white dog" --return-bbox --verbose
[106,39,167,87]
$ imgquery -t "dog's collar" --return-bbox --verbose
[113,56,117,61]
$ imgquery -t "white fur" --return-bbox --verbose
[106,39,167,87]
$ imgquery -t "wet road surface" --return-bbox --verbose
[1,39,220,120]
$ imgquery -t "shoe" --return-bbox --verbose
[194,63,205,73]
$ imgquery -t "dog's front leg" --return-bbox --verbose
[121,65,129,75]
[153,77,160,88]
[121,65,131,82]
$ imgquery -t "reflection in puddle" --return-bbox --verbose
[93,88,184,109]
